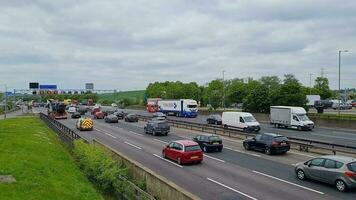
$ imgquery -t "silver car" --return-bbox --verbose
[295,155,356,192]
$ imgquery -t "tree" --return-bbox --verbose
[273,74,307,108]
[243,83,271,113]
[314,77,332,99]
[203,80,224,110]
[225,79,246,105]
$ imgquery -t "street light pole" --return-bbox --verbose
[222,70,225,110]
[338,50,348,116]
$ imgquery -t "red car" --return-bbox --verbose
[351,100,356,108]
[94,111,105,119]
[162,140,203,165]
[91,107,100,115]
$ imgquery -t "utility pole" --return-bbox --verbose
[222,70,225,110]
[309,73,313,95]
[338,50,348,116]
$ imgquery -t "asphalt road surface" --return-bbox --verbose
[35,107,356,200]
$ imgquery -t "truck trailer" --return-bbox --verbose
[270,106,314,131]
[158,99,198,118]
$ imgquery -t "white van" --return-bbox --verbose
[222,112,260,132]
[270,106,314,131]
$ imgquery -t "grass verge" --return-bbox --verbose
[0,116,103,200]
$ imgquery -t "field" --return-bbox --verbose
[0,116,103,200]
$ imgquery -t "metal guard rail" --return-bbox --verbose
[138,115,356,155]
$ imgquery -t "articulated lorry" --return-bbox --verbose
[270,106,314,131]
[158,99,198,118]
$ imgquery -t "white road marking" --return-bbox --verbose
[94,128,117,138]
[129,130,144,137]
[289,151,315,158]
[224,147,261,157]
[206,178,258,200]
[204,154,225,163]
[252,170,324,195]
[153,138,168,144]
[153,154,183,168]
[124,141,142,150]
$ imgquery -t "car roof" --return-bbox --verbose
[174,140,198,146]
[319,155,356,163]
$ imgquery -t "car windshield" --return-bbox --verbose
[187,104,197,108]
[185,145,201,151]
[297,114,310,121]
[209,136,221,141]
[243,116,256,122]
[347,162,356,172]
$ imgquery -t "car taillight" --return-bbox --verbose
[271,141,279,147]
[345,171,356,178]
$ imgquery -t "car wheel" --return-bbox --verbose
[265,147,271,155]
[244,142,250,150]
[162,151,166,158]
[296,169,306,180]
[164,132,168,136]
[215,121,218,125]
[203,146,207,152]
[335,179,347,192]
[297,126,302,131]
[177,157,182,165]
[144,127,147,134]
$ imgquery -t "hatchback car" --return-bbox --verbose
[71,112,81,119]
[124,114,138,122]
[206,114,222,125]
[295,155,356,192]
[162,140,203,165]
[94,111,105,119]
[193,135,223,152]
[144,119,170,136]
[243,133,290,155]
[104,114,119,123]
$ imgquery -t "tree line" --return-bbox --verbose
[145,74,335,113]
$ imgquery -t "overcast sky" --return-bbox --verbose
[0,0,355,91]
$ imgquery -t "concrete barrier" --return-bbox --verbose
[93,140,200,200]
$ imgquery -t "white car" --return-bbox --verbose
[67,106,77,114]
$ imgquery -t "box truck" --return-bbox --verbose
[222,112,260,132]
[270,106,314,131]
[158,99,198,118]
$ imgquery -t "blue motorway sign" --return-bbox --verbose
[5,92,13,97]
[39,85,57,90]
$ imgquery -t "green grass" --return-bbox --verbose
[309,113,356,121]
[0,116,103,200]
[98,90,145,102]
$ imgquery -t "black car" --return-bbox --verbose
[153,112,167,119]
[113,111,125,120]
[314,100,333,109]
[124,114,138,122]
[71,112,81,119]
[193,135,223,152]
[206,114,222,125]
[144,119,170,136]
[243,133,290,155]
[104,114,119,123]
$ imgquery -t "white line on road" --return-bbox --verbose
[124,141,142,150]
[129,130,144,137]
[204,154,225,163]
[153,154,183,168]
[207,178,258,200]
[224,147,261,157]
[153,138,168,144]
[94,128,117,138]
[252,170,324,195]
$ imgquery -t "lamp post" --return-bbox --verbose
[338,50,348,116]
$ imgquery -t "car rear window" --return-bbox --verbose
[274,136,288,142]
[185,145,201,152]
[347,162,356,172]
[209,136,221,141]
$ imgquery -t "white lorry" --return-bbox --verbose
[270,106,314,131]
[158,99,198,118]
[221,112,260,132]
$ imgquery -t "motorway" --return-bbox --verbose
[37,108,356,200]
[123,108,356,148]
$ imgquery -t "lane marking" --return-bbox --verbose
[252,170,324,195]
[124,141,142,150]
[288,151,315,158]
[153,154,183,168]
[204,154,225,163]
[129,130,144,137]
[206,178,258,200]
[224,147,261,157]
[153,138,168,144]
[94,128,117,138]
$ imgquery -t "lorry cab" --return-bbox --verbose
[290,108,314,130]
[222,112,260,132]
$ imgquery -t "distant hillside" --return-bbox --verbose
[98,90,145,102]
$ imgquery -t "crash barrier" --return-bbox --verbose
[138,115,356,156]
[94,140,200,200]
[38,113,158,200]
